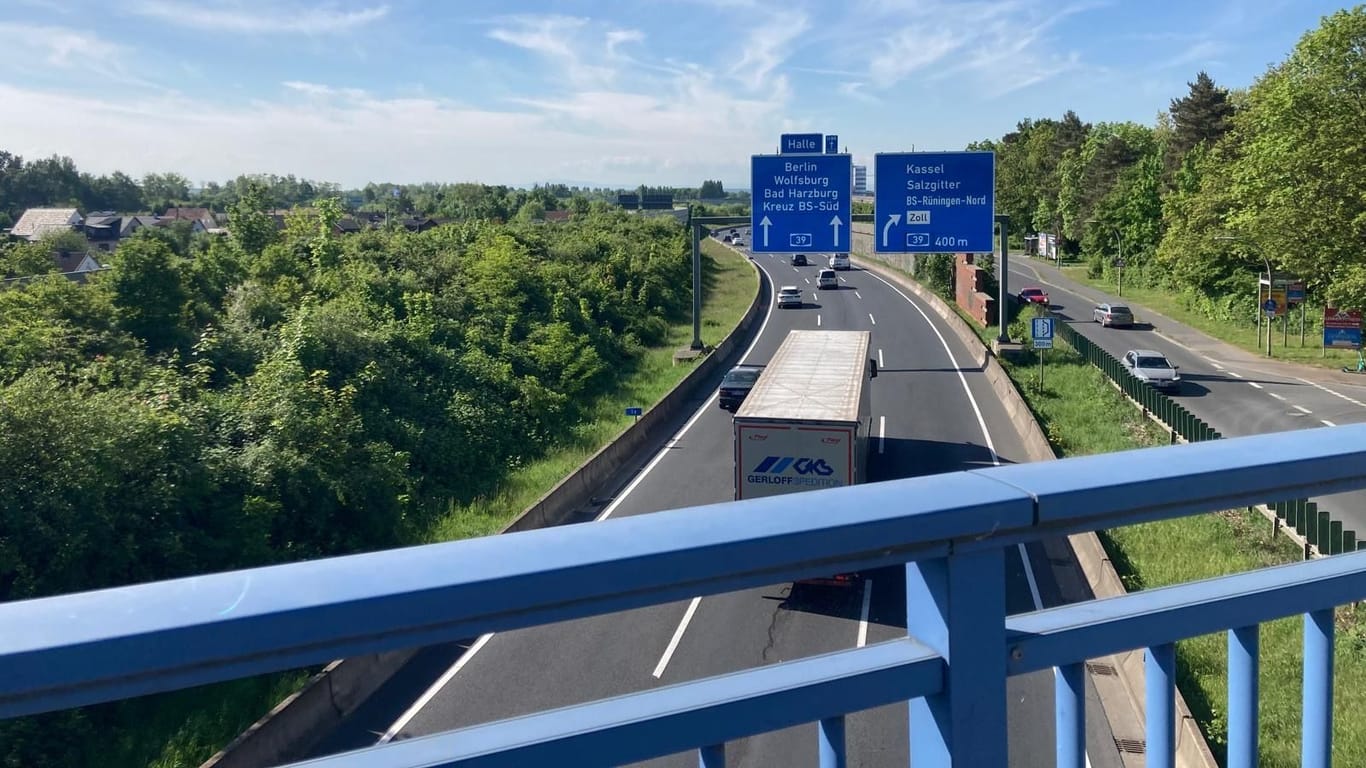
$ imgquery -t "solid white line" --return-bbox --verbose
[878,348,885,369]
[857,579,873,648]
[1269,392,1286,401]
[1295,405,1313,414]
[1322,419,1338,427]
[1248,382,1264,390]
[1229,371,1244,378]
[652,596,702,678]
[869,313,876,325]
[878,415,886,454]
[379,633,494,743]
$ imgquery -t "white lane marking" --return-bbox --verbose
[878,416,886,454]
[379,248,789,744]
[1296,377,1366,408]
[379,633,494,743]
[804,278,811,285]
[817,314,822,327]
[878,348,885,369]
[652,596,702,678]
[1296,405,1313,414]
[869,313,877,325]
[1211,362,1225,370]
[1322,419,1338,427]
[1229,371,1244,378]
[1248,382,1264,390]
[862,265,1095,767]
[857,579,873,648]
[1269,392,1286,401]
[855,291,863,299]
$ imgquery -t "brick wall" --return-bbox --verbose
[954,254,996,326]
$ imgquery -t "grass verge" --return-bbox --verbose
[1056,264,1355,371]
[866,254,1366,767]
[100,241,757,768]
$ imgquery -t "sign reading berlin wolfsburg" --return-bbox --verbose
[874,151,995,254]
[750,153,853,254]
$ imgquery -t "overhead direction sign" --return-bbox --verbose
[874,151,995,254]
[750,153,852,254]
[825,135,839,154]
[780,133,823,154]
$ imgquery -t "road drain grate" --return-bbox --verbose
[1115,738,1146,754]
[1086,661,1118,676]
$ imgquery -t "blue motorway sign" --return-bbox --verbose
[825,135,839,154]
[625,406,643,417]
[780,133,823,154]
[874,151,995,254]
[1031,317,1054,349]
[751,153,852,253]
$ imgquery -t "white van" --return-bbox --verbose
[828,253,851,270]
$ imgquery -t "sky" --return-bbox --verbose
[0,0,1355,191]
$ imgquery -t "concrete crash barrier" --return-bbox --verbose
[201,254,766,768]
[850,251,1217,768]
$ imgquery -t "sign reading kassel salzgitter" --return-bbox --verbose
[874,151,995,254]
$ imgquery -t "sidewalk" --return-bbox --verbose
[1010,253,1366,390]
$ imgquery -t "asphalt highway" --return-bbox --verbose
[307,233,1127,767]
[1006,255,1366,537]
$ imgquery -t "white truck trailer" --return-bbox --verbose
[733,329,875,501]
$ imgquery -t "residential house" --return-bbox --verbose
[54,250,104,275]
[10,207,82,241]
[543,210,571,223]
[160,206,217,230]
[82,214,159,251]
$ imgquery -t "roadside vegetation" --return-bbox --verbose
[0,183,754,766]
[972,8,1366,356]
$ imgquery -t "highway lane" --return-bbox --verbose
[308,233,1125,766]
[1007,255,1366,534]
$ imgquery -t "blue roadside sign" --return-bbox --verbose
[625,407,643,417]
[873,151,995,254]
[780,133,823,154]
[1263,299,1278,317]
[1031,317,1054,349]
[825,135,839,154]
[750,153,853,253]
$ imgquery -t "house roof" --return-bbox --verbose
[12,208,81,240]
[160,207,213,222]
[544,210,571,222]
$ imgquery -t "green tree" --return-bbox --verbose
[1164,71,1235,178]
[108,237,190,354]
[229,178,279,257]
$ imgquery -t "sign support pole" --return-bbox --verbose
[996,214,1010,343]
[1038,348,1044,393]
[690,208,703,351]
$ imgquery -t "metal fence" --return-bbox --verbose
[5,427,1366,768]
[1053,318,1354,558]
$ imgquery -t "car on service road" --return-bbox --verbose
[1122,349,1181,392]
[817,268,838,289]
[1018,287,1049,306]
[1094,303,1134,327]
[777,286,803,309]
[718,365,763,411]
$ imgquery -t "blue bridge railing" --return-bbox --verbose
[7,424,1366,767]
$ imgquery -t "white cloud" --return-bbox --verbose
[488,15,634,88]
[728,11,809,93]
[0,22,127,70]
[129,1,389,34]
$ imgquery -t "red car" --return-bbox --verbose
[1018,287,1049,306]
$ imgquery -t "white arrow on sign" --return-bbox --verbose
[759,216,772,247]
[830,216,843,248]
[881,214,901,247]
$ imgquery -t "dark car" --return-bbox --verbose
[718,365,763,411]
[1018,287,1049,306]
[791,253,808,266]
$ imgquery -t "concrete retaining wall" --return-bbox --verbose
[202,251,766,768]
[849,238,1217,768]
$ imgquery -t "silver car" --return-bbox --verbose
[777,286,803,308]
[1094,303,1134,327]
[1122,349,1181,392]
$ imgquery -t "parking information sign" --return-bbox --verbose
[750,153,853,254]
[873,151,995,254]
[1031,317,1054,349]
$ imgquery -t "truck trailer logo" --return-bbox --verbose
[748,456,840,489]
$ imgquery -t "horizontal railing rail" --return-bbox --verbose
[5,424,1366,767]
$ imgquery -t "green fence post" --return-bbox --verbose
[1294,500,1308,536]
[1344,530,1356,552]
[1330,520,1344,555]
[1306,501,1319,545]
[1320,511,1334,554]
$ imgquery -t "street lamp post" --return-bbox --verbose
[1216,235,1274,357]
[1085,220,1124,296]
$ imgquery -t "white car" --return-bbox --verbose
[732,237,746,247]
[817,268,838,289]
[777,286,803,308]
[828,253,851,270]
[1122,349,1181,392]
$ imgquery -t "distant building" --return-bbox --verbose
[160,206,216,230]
[853,165,868,195]
[10,208,82,241]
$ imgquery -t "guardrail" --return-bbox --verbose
[5,426,1366,767]
[1050,313,1355,558]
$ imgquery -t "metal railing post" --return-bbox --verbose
[1302,609,1335,768]
[1146,643,1176,768]
[1227,625,1260,768]
[1056,662,1086,768]
[818,715,846,768]
[699,743,725,768]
